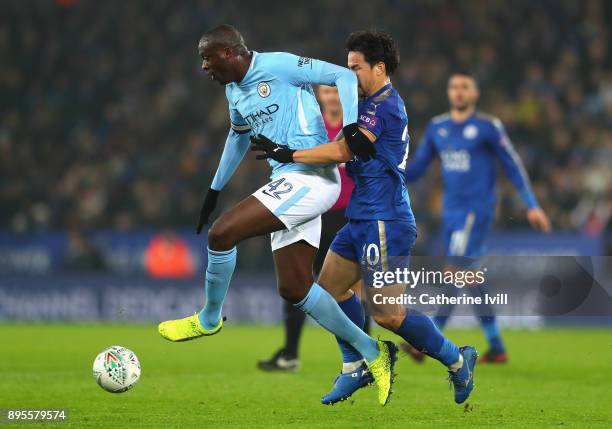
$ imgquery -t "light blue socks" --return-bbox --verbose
[198,246,237,330]
[295,283,379,362]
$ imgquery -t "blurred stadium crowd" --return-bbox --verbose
[1,0,610,244]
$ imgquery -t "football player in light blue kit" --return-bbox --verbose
[253,30,477,406]
[157,24,397,406]
[403,71,551,363]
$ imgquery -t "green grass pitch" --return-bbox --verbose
[1,324,610,428]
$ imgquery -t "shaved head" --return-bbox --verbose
[199,24,247,52]
[198,24,251,85]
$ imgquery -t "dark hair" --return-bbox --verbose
[345,30,399,75]
[450,69,478,86]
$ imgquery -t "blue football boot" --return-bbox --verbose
[448,346,478,404]
[321,364,374,405]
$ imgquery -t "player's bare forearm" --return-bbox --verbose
[292,139,353,164]
[292,126,376,164]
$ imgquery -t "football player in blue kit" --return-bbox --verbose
[157,24,397,406]
[252,30,477,406]
[402,71,551,364]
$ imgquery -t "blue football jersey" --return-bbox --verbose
[345,83,415,224]
[224,51,358,179]
[405,111,538,218]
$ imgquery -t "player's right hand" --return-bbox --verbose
[196,188,220,234]
[527,207,552,233]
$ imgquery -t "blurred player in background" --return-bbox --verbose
[402,71,552,363]
[252,30,477,406]
[158,24,397,406]
[258,86,374,372]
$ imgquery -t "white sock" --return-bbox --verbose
[342,359,364,374]
[448,353,464,372]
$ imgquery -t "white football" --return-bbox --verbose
[93,346,141,393]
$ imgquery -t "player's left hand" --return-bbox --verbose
[527,207,552,233]
[250,134,295,163]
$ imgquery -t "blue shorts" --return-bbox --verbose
[443,211,493,267]
[330,219,417,287]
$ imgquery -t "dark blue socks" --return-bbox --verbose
[335,293,365,366]
[397,309,460,366]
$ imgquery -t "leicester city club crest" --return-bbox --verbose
[463,124,478,139]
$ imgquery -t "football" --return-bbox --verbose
[92,346,141,393]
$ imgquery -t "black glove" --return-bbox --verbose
[250,134,295,163]
[196,188,220,234]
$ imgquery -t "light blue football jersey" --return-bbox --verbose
[225,51,358,178]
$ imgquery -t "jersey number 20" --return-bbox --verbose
[398,125,409,170]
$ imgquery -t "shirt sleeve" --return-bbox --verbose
[210,130,251,191]
[210,89,251,190]
[357,104,384,138]
[487,119,539,209]
[405,123,437,182]
[226,86,251,134]
[266,52,358,126]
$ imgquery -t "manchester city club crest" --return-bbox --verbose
[257,82,271,98]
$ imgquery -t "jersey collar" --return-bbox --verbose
[365,82,393,101]
[449,110,476,125]
[237,51,259,86]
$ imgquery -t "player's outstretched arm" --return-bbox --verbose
[293,125,377,163]
[249,134,351,164]
[488,121,551,232]
[292,139,353,164]
[250,126,376,165]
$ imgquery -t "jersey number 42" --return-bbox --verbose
[262,178,293,200]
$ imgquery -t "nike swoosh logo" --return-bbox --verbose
[351,132,358,137]
[465,369,472,386]
[273,148,280,152]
